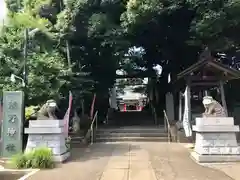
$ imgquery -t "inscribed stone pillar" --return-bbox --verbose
[1,91,24,157]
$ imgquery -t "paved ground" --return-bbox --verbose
[204,163,240,180]
[27,142,235,180]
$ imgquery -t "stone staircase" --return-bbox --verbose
[95,126,168,142]
[107,111,156,126]
[96,111,168,142]
[68,111,168,143]
[69,132,87,147]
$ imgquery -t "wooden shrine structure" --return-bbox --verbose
[175,51,240,123]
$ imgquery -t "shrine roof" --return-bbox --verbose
[177,59,240,81]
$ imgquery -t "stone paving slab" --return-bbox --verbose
[27,142,236,180]
[105,161,129,169]
[129,168,157,180]
[100,169,128,180]
[203,163,240,180]
[129,160,152,169]
[149,143,233,180]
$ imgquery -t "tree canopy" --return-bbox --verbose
[1,0,240,109]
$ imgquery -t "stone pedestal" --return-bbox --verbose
[191,117,240,163]
[25,120,70,162]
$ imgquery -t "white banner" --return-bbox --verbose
[183,86,192,137]
[64,91,73,138]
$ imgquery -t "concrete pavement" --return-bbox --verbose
[27,142,234,180]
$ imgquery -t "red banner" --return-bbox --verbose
[0,103,2,121]
[64,91,73,137]
[0,103,2,141]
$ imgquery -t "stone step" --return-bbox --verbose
[69,132,84,136]
[70,136,84,144]
[111,118,154,121]
[97,127,165,134]
[111,112,154,122]
[96,136,168,142]
[107,123,156,127]
[70,136,84,140]
[96,132,167,137]
[112,111,151,116]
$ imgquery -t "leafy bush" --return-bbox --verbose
[10,153,27,169]
[10,147,55,169]
[25,106,39,120]
[31,147,54,169]
[24,150,35,168]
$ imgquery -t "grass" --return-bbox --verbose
[9,147,55,169]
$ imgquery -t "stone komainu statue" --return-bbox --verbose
[37,99,58,120]
[71,107,90,135]
[202,96,227,117]
[72,107,81,133]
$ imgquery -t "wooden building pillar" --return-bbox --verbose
[186,80,192,123]
[178,92,182,121]
[165,92,175,121]
[219,80,228,116]
[187,83,191,123]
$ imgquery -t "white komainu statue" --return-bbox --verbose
[37,99,58,120]
[202,96,227,117]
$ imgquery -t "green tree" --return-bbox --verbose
[121,0,240,84]
[189,0,240,51]
[52,0,129,114]
[0,0,68,105]
[3,0,240,113]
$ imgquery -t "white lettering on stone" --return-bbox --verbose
[209,147,221,154]
[231,147,240,155]
[7,128,16,136]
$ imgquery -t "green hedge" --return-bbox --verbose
[25,105,39,120]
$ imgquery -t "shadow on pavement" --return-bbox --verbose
[66,143,140,163]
